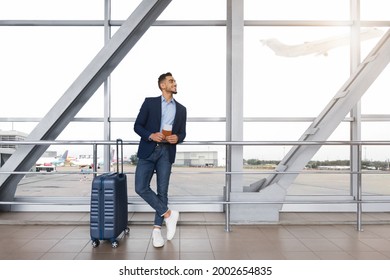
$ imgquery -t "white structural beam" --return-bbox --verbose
[263,28,390,190]
[350,0,362,198]
[103,0,113,173]
[226,0,244,193]
[0,0,172,203]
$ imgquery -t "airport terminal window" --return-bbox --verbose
[0,27,102,118]
[361,122,390,197]
[360,28,386,60]
[74,87,105,118]
[244,123,310,141]
[0,0,103,20]
[111,0,142,19]
[243,122,352,196]
[244,26,350,118]
[110,26,226,119]
[111,0,226,21]
[157,0,226,20]
[361,66,390,115]
[2,1,390,213]
[361,0,390,20]
[244,0,349,20]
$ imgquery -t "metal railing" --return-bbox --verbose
[1,139,390,231]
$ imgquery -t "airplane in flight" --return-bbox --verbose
[35,150,69,171]
[260,28,384,57]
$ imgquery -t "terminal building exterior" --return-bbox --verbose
[175,151,218,167]
[0,130,27,167]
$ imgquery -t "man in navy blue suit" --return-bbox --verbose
[134,72,187,247]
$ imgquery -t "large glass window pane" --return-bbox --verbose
[111,26,226,118]
[243,122,351,196]
[0,27,103,118]
[361,0,390,20]
[360,27,386,61]
[244,0,349,20]
[112,121,227,197]
[111,0,141,20]
[362,122,390,144]
[244,27,350,118]
[361,65,390,114]
[361,123,390,197]
[244,122,311,141]
[112,0,226,20]
[244,122,350,160]
[0,0,103,20]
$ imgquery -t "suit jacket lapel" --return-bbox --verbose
[155,96,162,130]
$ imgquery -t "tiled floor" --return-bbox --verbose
[2,211,390,260]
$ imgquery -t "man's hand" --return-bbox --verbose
[150,132,166,142]
[165,134,178,144]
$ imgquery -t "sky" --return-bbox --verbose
[1,0,390,163]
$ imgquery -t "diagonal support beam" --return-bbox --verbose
[262,28,390,190]
[0,0,172,203]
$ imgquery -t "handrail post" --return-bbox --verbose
[224,144,232,232]
[356,144,363,231]
[93,143,98,178]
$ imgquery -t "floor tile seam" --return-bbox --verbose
[144,234,154,259]
[9,251,45,260]
[258,225,294,242]
[279,251,320,260]
[272,238,313,252]
[325,237,381,252]
[19,238,63,254]
[358,238,390,252]
[47,238,91,254]
[320,235,359,253]
[290,238,344,254]
[281,225,325,240]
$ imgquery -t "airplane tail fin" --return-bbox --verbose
[111,148,116,163]
[61,150,69,160]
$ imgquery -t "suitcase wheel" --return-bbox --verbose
[92,239,100,248]
[111,240,119,248]
[124,227,130,235]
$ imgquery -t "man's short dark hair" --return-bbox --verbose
[158,72,173,90]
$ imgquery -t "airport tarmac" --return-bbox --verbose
[15,165,390,198]
[10,165,390,220]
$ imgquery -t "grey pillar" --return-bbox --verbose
[350,0,362,199]
[226,0,244,193]
[103,0,112,172]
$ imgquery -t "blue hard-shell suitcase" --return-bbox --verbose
[90,139,129,248]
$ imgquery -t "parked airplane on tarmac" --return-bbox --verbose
[70,148,115,169]
[35,150,69,172]
[70,154,97,169]
[260,28,384,57]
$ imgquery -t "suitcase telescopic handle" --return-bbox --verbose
[116,139,124,173]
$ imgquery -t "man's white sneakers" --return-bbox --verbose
[152,211,179,247]
[165,210,179,240]
[152,228,165,248]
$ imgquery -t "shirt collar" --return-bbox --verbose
[161,95,175,105]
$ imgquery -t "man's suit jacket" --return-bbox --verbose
[134,96,187,163]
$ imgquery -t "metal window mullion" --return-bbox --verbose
[350,0,362,201]
[103,0,112,173]
[3,19,390,28]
